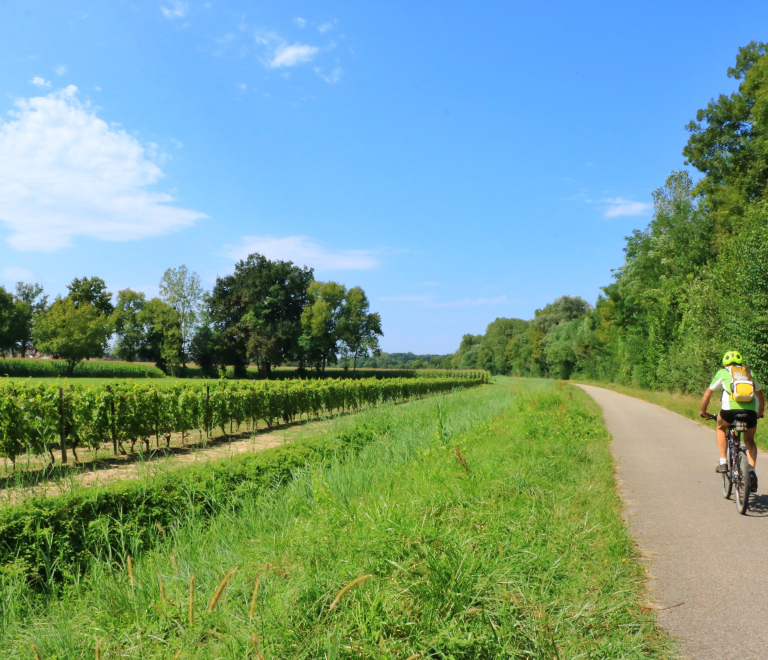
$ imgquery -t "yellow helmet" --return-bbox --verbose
[723,350,744,366]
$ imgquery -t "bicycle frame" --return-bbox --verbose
[721,415,751,513]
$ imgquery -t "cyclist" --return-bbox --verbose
[700,350,765,492]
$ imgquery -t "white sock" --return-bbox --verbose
[720,457,728,465]
[750,467,757,473]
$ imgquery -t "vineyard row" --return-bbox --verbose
[0,375,489,463]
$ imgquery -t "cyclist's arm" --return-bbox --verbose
[700,387,714,418]
[758,390,765,419]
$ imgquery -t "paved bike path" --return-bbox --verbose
[576,384,768,660]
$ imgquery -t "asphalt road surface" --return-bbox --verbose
[576,384,768,660]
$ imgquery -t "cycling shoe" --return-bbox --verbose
[750,471,758,492]
[716,463,728,473]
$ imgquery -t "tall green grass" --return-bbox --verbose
[0,378,670,658]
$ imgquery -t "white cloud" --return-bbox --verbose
[0,86,206,252]
[269,43,319,68]
[602,197,652,218]
[236,82,247,90]
[161,0,187,19]
[30,76,51,88]
[222,236,380,270]
[317,22,333,33]
[54,65,67,76]
[315,66,342,83]
[2,266,34,283]
[292,17,307,28]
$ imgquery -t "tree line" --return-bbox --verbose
[0,253,383,377]
[455,41,768,391]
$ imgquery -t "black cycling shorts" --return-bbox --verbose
[719,409,758,429]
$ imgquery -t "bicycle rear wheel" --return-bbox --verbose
[736,450,750,515]
[722,445,733,498]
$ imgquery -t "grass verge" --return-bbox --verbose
[0,378,671,659]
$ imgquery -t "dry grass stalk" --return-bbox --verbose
[155,523,166,538]
[158,571,168,603]
[188,574,196,625]
[455,445,471,474]
[208,566,239,611]
[249,576,261,620]
[405,654,421,660]
[95,637,105,660]
[251,632,264,659]
[171,551,180,576]
[31,643,42,660]
[127,556,135,587]
[329,574,372,610]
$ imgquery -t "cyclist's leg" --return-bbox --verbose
[745,425,758,468]
[716,415,730,459]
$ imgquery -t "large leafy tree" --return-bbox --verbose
[337,286,383,370]
[112,289,148,362]
[67,277,114,316]
[33,298,111,375]
[0,287,16,356]
[300,280,347,371]
[210,253,314,377]
[683,41,768,228]
[159,265,203,368]
[478,317,528,375]
[12,282,48,357]
[136,298,184,374]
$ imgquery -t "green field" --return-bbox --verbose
[0,378,670,658]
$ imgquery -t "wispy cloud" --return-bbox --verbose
[0,86,206,251]
[602,197,652,218]
[30,76,51,88]
[317,21,334,33]
[54,65,67,76]
[161,0,187,19]
[268,43,319,68]
[314,65,342,83]
[292,17,306,28]
[1,266,34,283]
[222,236,380,270]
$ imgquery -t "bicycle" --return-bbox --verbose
[705,412,752,514]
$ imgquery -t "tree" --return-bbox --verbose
[337,287,383,370]
[12,282,48,357]
[209,253,314,377]
[159,265,204,368]
[0,287,16,356]
[137,298,184,374]
[478,317,529,374]
[112,289,148,362]
[67,277,114,316]
[189,324,220,377]
[683,41,768,228]
[299,280,347,371]
[33,298,111,375]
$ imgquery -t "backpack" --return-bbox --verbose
[728,365,755,403]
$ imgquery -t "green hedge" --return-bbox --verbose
[0,421,383,583]
[0,359,165,379]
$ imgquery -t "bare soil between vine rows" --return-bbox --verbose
[0,415,334,506]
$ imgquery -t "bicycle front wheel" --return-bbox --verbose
[736,450,750,515]
[722,445,733,499]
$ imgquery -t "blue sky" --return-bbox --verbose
[0,1,766,353]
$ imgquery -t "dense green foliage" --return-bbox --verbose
[353,351,454,369]
[0,359,165,379]
[0,379,670,658]
[0,375,487,463]
[457,43,768,393]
